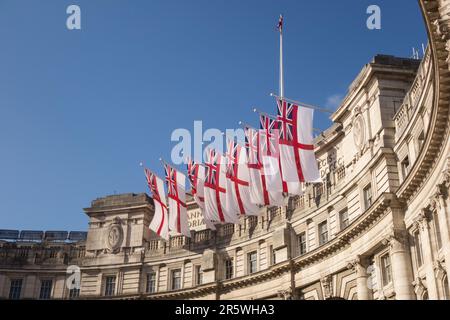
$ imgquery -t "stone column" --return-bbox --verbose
[347,255,372,300]
[413,210,438,299]
[382,228,415,300]
[431,184,450,294]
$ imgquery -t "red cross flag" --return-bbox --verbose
[204,149,239,224]
[244,127,284,206]
[144,168,169,240]
[164,164,190,238]
[276,99,321,188]
[225,140,261,216]
[187,158,216,231]
[259,114,285,193]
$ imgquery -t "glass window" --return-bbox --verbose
[417,131,425,151]
[39,279,53,300]
[225,258,234,280]
[248,251,257,274]
[339,210,349,230]
[69,288,80,299]
[298,232,307,256]
[318,221,328,245]
[363,184,373,209]
[381,254,392,286]
[104,276,116,296]
[401,157,410,180]
[171,269,182,290]
[195,266,203,285]
[415,232,424,267]
[433,214,443,250]
[9,279,22,300]
[271,246,277,265]
[146,272,156,293]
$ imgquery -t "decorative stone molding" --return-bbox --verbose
[320,275,333,299]
[434,259,447,280]
[412,210,429,232]
[105,217,123,254]
[277,287,293,300]
[412,277,427,299]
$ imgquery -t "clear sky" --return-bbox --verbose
[0,0,427,231]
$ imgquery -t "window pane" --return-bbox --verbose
[340,211,349,230]
[248,251,257,274]
[104,276,116,296]
[195,266,203,285]
[171,269,181,290]
[319,221,328,245]
[146,272,156,293]
[9,279,22,300]
[433,214,443,249]
[363,185,372,209]
[69,288,80,299]
[381,255,392,286]
[415,232,423,267]
[298,233,307,256]
[225,259,234,280]
[39,280,53,300]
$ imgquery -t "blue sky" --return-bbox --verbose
[0,0,426,231]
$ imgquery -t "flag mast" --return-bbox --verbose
[278,14,284,98]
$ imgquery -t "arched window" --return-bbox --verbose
[422,291,429,300]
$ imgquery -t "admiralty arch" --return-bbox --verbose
[1,0,450,300]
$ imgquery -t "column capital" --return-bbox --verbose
[346,255,370,274]
[382,228,408,251]
[277,287,293,300]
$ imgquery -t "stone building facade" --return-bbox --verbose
[1,0,450,300]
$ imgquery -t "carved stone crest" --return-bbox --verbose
[105,217,123,254]
[352,113,365,151]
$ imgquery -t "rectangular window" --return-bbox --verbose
[104,276,116,296]
[417,131,425,151]
[271,246,277,265]
[225,258,234,280]
[363,184,373,209]
[9,279,22,300]
[318,221,328,245]
[381,254,392,286]
[414,232,424,267]
[248,251,257,274]
[171,269,182,290]
[69,288,80,299]
[297,232,307,256]
[401,157,410,180]
[433,214,443,250]
[39,279,53,300]
[195,266,203,286]
[146,272,156,293]
[339,210,349,230]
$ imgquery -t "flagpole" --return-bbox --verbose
[270,93,335,114]
[279,14,284,98]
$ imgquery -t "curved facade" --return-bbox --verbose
[1,0,450,300]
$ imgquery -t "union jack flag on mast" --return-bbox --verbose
[276,99,321,187]
[204,149,239,224]
[187,158,216,231]
[164,163,190,238]
[144,168,169,240]
[225,139,260,216]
